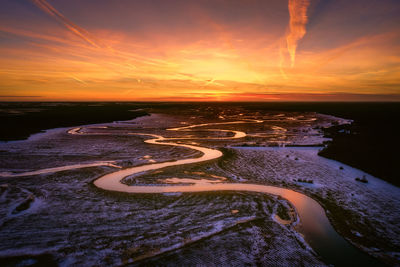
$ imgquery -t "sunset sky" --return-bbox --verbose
[0,0,399,101]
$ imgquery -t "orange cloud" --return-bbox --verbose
[286,0,310,67]
[0,0,398,101]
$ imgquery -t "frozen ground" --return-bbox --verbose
[0,111,397,266]
[224,147,400,263]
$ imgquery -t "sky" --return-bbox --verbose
[0,0,399,101]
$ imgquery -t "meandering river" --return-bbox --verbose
[93,121,378,266]
[1,119,379,266]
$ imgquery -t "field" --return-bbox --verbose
[0,103,399,266]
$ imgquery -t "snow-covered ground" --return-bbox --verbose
[215,146,400,263]
[0,111,396,266]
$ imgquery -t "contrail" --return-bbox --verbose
[69,75,87,85]
[286,0,310,67]
[30,0,169,67]
[30,0,100,48]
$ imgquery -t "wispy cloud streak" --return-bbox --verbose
[0,95,42,98]
[286,0,310,67]
[30,0,100,48]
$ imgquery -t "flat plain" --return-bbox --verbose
[0,103,398,266]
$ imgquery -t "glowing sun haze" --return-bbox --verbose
[0,0,399,101]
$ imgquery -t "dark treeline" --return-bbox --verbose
[236,102,400,186]
[312,103,400,187]
[244,102,400,187]
[0,102,148,141]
